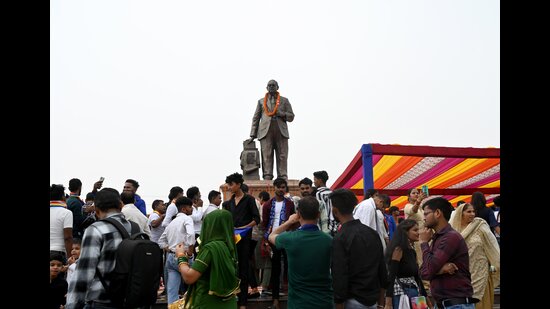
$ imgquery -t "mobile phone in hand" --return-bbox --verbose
[99,177,105,182]
[421,185,429,197]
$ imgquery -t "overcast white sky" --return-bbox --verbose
[50,0,499,213]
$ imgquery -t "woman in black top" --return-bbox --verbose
[471,191,500,237]
[384,219,431,309]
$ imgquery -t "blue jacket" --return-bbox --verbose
[134,194,147,215]
[384,214,396,240]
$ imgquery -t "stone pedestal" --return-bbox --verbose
[220,179,301,201]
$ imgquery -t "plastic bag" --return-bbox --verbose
[410,296,428,309]
[398,294,411,309]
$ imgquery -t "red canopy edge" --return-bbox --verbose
[370,143,500,158]
[331,149,362,189]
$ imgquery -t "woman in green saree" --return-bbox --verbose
[172,209,240,309]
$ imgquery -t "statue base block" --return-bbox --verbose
[220,179,301,201]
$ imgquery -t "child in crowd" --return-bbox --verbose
[65,238,81,284]
[50,252,68,309]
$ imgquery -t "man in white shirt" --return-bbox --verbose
[120,192,152,237]
[162,186,185,228]
[50,184,73,264]
[186,186,204,239]
[157,196,195,306]
[373,194,390,247]
[353,190,387,252]
[204,190,222,217]
[148,199,167,244]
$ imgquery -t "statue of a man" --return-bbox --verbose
[249,79,294,180]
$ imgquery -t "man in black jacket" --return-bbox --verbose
[330,188,388,309]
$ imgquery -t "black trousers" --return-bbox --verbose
[236,236,251,306]
[270,246,287,300]
[248,239,259,289]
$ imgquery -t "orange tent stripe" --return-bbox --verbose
[424,158,489,188]
[435,159,500,188]
[375,156,424,189]
[373,155,403,183]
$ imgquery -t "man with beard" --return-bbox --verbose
[419,197,477,309]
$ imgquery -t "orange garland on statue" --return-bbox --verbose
[263,92,281,117]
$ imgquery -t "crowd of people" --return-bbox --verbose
[50,172,500,309]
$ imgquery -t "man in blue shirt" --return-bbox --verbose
[123,179,147,215]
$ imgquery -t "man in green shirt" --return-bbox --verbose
[66,178,85,238]
[269,196,334,309]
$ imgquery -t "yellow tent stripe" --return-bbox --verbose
[373,155,403,182]
[448,195,471,205]
[424,158,488,188]
[480,180,500,188]
[351,179,363,189]
[391,196,409,208]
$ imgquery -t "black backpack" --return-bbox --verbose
[98,217,163,308]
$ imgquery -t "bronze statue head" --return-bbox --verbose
[266,79,279,94]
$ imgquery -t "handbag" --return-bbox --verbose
[410,296,428,309]
[398,294,411,309]
[396,278,427,309]
[168,291,188,309]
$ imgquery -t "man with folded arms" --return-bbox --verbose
[420,197,477,309]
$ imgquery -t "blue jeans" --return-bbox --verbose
[165,252,193,304]
[434,304,475,309]
[344,298,377,309]
[393,287,419,309]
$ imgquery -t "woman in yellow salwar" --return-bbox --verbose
[172,209,240,309]
[450,203,500,309]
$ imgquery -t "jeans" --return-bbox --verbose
[344,298,377,309]
[165,252,193,304]
[434,304,475,309]
[393,287,419,309]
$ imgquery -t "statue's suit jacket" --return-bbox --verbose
[250,96,294,140]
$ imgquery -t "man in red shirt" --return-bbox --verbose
[420,197,477,309]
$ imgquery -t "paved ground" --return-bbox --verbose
[156,294,500,308]
[246,295,501,309]
[155,287,500,308]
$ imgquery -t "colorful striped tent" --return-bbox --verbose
[331,143,500,209]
